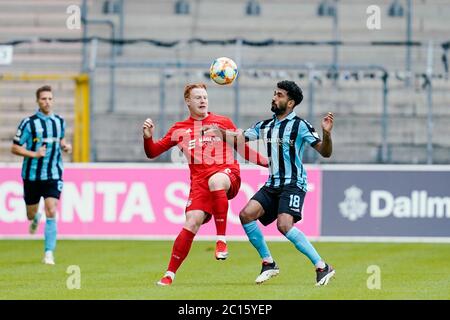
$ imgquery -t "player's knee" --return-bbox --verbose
[208,174,230,191]
[45,207,57,218]
[184,217,202,234]
[208,179,225,191]
[239,208,252,224]
[184,221,200,234]
[276,221,291,235]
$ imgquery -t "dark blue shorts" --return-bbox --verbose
[251,184,306,226]
[23,180,63,205]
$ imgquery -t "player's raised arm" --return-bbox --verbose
[313,112,334,158]
[143,118,177,159]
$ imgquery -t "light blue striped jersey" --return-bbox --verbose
[244,111,320,191]
[13,110,66,181]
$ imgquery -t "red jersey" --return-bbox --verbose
[144,112,252,181]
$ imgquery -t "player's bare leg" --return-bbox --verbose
[26,203,41,235]
[208,172,231,260]
[157,210,206,286]
[42,197,58,265]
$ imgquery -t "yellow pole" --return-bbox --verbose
[73,79,81,162]
[73,74,90,162]
[79,74,90,162]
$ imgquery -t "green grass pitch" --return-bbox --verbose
[1,240,449,300]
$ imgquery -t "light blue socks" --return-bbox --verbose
[285,227,321,265]
[44,218,57,252]
[242,221,272,260]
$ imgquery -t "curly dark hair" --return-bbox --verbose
[277,80,303,106]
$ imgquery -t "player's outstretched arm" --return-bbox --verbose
[238,143,269,168]
[314,112,334,158]
[206,125,268,168]
[232,133,268,167]
[203,124,268,167]
[202,124,240,141]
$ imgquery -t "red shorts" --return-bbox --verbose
[185,168,241,224]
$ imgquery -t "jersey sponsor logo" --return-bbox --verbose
[188,137,221,150]
[188,139,196,150]
[266,137,294,146]
[42,137,61,143]
[199,136,221,143]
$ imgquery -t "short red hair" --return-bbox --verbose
[184,83,207,100]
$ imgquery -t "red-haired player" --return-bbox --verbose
[143,83,267,286]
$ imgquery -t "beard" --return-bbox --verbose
[271,102,286,115]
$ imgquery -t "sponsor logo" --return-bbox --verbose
[266,137,294,146]
[42,137,61,143]
[339,186,368,221]
[188,139,196,150]
[340,186,450,221]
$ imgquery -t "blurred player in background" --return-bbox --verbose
[143,83,268,286]
[11,85,72,265]
[206,80,335,286]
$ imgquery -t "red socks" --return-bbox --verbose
[166,190,228,274]
[167,228,195,273]
[211,190,229,236]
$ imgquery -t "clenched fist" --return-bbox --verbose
[143,118,155,139]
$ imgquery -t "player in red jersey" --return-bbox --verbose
[143,83,267,286]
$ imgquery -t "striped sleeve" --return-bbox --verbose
[299,119,321,146]
[13,118,30,146]
[244,120,264,141]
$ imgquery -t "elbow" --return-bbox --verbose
[143,140,155,159]
[10,145,18,155]
[321,151,332,158]
[145,150,155,159]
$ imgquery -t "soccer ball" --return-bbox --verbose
[209,57,238,85]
